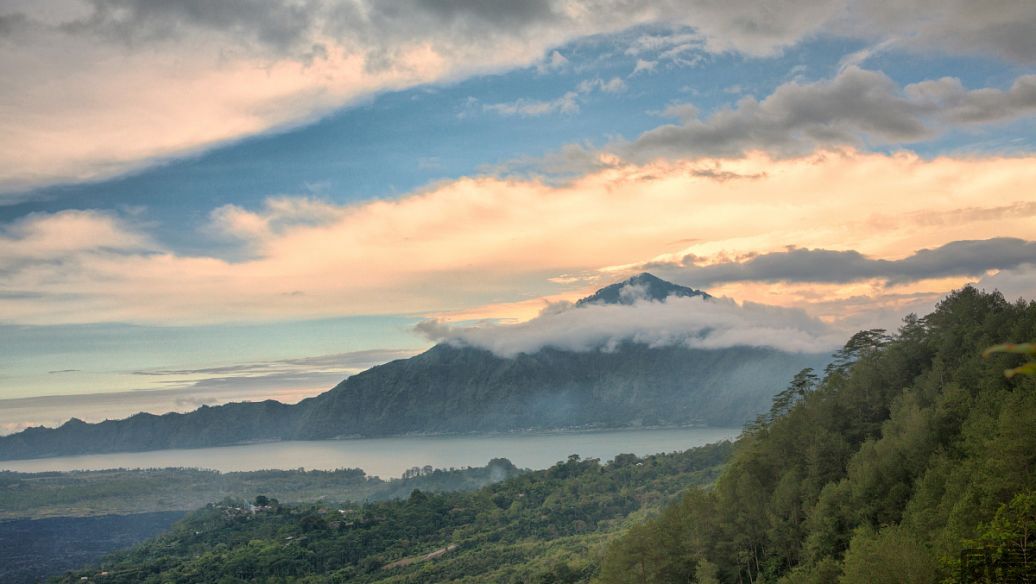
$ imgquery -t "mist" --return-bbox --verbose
[417,294,842,358]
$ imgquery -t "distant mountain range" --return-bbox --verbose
[0,274,826,460]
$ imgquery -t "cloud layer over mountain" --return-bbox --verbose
[418,294,839,357]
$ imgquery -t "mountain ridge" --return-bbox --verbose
[0,274,824,461]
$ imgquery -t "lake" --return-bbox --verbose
[0,426,740,479]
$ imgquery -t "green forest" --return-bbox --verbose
[53,442,733,582]
[54,287,1036,583]
[598,286,1036,583]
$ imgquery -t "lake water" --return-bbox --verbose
[0,427,740,479]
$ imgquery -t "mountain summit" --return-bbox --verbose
[576,273,711,306]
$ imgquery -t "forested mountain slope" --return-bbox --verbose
[293,342,821,438]
[598,286,1036,583]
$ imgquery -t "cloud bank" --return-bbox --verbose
[418,294,840,357]
[0,0,835,195]
[628,68,1036,159]
[3,0,1035,194]
[1,150,1035,327]
[649,238,1036,287]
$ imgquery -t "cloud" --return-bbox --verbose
[0,150,1034,326]
[631,58,657,75]
[905,75,1036,124]
[536,49,570,73]
[624,31,705,70]
[648,238,1036,287]
[3,2,1035,194]
[132,348,416,377]
[840,0,1036,63]
[207,197,347,242]
[0,0,851,196]
[483,91,582,117]
[481,75,626,117]
[0,210,152,264]
[417,294,840,357]
[0,346,420,434]
[627,67,1036,159]
[975,265,1036,302]
[577,76,627,94]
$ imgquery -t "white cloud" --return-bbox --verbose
[483,91,582,117]
[483,75,626,117]
[631,58,658,75]
[0,210,153,263]
[577,76,627,93]
[417,294,841,357]
[0,150,1034,327]
[0,0,852,196]
[3,1,1034,195]
[536,49,570,73]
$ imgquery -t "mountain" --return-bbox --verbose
[0,274,823,460]
[294,342,823,437]
[575,272,711,305]
[52,287,1036,584]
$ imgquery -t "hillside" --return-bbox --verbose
[294,342,822,438]
[52,442,735,583]
[598,286,1036,583]
[0,274,824,460]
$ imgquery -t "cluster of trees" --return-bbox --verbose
[53,443,732,582]
[598,287,1036,583]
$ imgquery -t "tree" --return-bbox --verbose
[696,559,720,584]
[961,491,1036,583]
[825,329,890,376]
[769,368,819,421]
[839,525,937,584]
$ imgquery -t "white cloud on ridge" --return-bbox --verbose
[417,294,841,357]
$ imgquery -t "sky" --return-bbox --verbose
[1,0,1035,433]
